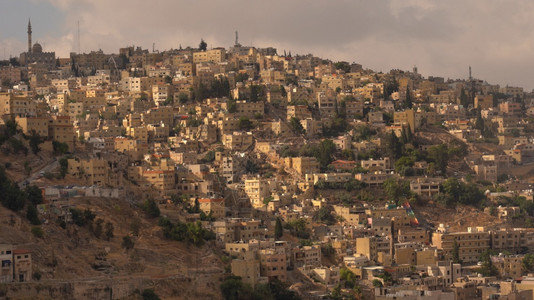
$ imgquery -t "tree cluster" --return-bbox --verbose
[438,177,485,207]
[193,77,231,101]
[383,178,418,205]
[0,167,46,227]
[158,217,215,246]
[220,276,300,300]
[285,219,310,239]
[314,178,367,192]
[142,199,161,218]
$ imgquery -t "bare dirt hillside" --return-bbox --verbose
[0,196,225,300]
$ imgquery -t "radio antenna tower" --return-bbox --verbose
[77,20,81,54]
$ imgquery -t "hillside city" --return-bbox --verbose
[2,23,534,300]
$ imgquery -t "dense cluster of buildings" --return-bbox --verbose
[4,23,534,299]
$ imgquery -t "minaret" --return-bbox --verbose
[27,19,32,53]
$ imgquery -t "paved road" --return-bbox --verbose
[18,159,59,188]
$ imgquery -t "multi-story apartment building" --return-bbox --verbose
[393,109,419,133]
[293,245,322,268]
[0,244,13,283]
[13,249,32,282]
[129,166,176,196]
[222,132,253,151]
[192,48,226,63]
[234,101,264,118]
[231,255,264,288]
[198,198,226,219]
[361,158,391,172]
[490,228,534,253]
[284,157,320,176]
[410,178,443,197]
[15,116,50,137]
[259,248,288,282]
[67,158,109,186]
[49,115,76,151]
[287,105,312,121]
[499,101,523,115]
[0,92,36,117]
[432,226,490,264]
[500,86,524,98]
[491,254,523,278]
[245,177,271,208]
[356,236,392,264]
[474,95,494,109]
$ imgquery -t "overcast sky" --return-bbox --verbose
[1,0,534,90]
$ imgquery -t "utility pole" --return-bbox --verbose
[77,20,81,54]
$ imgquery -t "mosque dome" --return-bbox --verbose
[32,43,42,53]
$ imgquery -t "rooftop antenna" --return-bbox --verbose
[469,66,472,81]
[77,20,81,54]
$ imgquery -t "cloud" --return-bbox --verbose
[6,0,534,90]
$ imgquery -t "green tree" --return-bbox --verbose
[59,157,68,178]
[28,131,42,154]
[238,117,254,131]
[201,150,216,163]
[289,117,305,135]
[452,240,461,264]
[121,235,135,251]
[141,289,160,300]
[71,208,96,226]
[427,144,449,174]
[24,161,31,176]
[52,141,69,155]
[404,87,412,109]
[93,218,104,238]
[227,98,237,113]
[199,39,207,51]
[442,177,461,205]
[460,88,469,108]
[334,61,351,73]
[220,276,247,300]
[4,118,18,136]
[25,185,43,205]
[313,139,336,170]
[478,250,499,277]
[386,132,402,159]
[178,92,189,104]
[523,253,534,273]
[340,268,357,288]
[26,204,41,225]
[394,156,415,176]
[475,108,484,131]
[313,207,336,225]
[372,279,383,288]
[330,284,343,300]
[142,199,161,218]
[130,218,141,236]
[31,226,44,238]
[105,222,114,240]
[235,73,249,83]
[383,178,411,203]
[275,217,283,240]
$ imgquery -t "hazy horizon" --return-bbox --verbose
[2,0,534,90]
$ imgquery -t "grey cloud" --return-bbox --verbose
[16,0,534,90]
